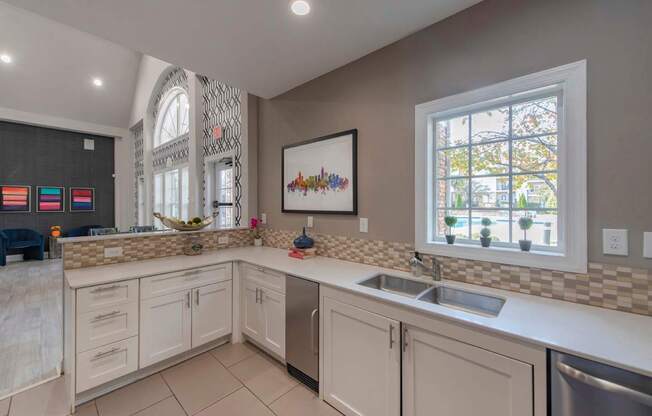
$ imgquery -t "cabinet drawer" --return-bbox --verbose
[76,337,138,393]
[77,279,139,313]
[242,263,285,294]
[141,264,232,299]
[77,302,139,353]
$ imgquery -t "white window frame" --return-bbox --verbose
[153,164,190,224]
[415,61,587,273]
[153,87,189,148]
[204,151,235,229]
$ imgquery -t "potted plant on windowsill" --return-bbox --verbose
[444,216,458,244]
[250,217,263,246]
[480,217,492,247]
[518,216,534,252]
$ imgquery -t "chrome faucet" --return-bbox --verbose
[409,252,442,281]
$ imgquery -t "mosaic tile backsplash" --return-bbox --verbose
[261,229,652,317]
[63,227,651,317]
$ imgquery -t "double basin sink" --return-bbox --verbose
[358,274,505,317]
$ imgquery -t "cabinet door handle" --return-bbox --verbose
[91,347,122,361]
[259,288,264,303]
[186,291,191,308]
[90,284,125,293]
[195,289,200,306]
[92,310,121,322]
[402,325,408,352]
[255,288,259,303]
[389,324,395,349]
[310,309,319,355]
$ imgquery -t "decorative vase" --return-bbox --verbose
[445,235,456,245]
[519,240,532,252]
[480,237,492,247]
[254,238,263,247]
[183,234,203,256]
[293,227,315,249]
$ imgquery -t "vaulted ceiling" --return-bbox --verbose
[4,0,482,99]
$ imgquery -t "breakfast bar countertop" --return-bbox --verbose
[65,246,652,378]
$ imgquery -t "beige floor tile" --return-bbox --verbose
[0,397,10,416]
[95,374,172,416]
[228,355,297,405]
[132,397,185,416]
[270,385,342,416]
[9,376,69,416]
[195,388,274,416]
[74,401,98,416]
[162,353,242,415]
[210,342,256,368]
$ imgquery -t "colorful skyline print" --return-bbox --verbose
[0,185,31,212]
[37,186,65,212]
[286,167,350,196]
[70,187,95,212]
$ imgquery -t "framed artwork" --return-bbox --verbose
[0,185,31,212]
[37,186,65,212]
[282,129,357,214]
[70,187,95,212]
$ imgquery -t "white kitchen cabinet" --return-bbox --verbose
[260,287,285,358]
[140,290,192,368]
[402,325,533,416]
[76,337,139,393]
[241,274,286,359]
[322,297,401,416]
[192,281,233,347]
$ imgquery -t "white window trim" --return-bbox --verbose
[415,60,587,273]
[153,87,189,149]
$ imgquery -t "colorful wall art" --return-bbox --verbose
[0,185,31,212]
[70,187,95,212]
[37,186,65,212]
[282,129,357,214]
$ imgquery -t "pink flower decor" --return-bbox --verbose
[250,217,261,239]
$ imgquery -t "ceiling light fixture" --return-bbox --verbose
[92,77,104,87]
[0,54,12,64]
[290,0,310,16]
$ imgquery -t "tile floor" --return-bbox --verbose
[1,342,342,416]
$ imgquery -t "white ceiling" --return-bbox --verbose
[4,0,483,98]
[0,2,140,129]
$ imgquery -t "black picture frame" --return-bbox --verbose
[281,129,358,215]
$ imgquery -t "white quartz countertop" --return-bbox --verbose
[65,246,652,377]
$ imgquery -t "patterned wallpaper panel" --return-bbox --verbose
[152,68,189,120]
[198,76,243,226]
[131,121,144,225]
[152,134,190,170]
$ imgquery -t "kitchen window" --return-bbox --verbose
[154,88,189,148]
[415,61,587,273]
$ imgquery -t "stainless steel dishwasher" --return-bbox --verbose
[550,350,652,415]
[285,275,319,392]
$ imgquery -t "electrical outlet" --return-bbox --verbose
[644,232,652,258]
[307,216,314,228]
[261,213,267,224]
[359,217,369,233]
[602,229,628,256]
[104,247,123,258]
[218,236,229,245]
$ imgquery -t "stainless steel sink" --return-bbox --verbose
[358,274,433,298]
[417,285,505,317]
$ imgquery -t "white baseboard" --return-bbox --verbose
[6,254,24,263]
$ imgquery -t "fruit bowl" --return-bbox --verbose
[153,212,214,231]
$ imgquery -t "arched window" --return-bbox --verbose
[154,88,189,147]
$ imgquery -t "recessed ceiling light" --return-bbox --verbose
[0,54,12,64]
[92,77,104,87]
[290,0,310,16]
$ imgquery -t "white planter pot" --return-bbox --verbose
[254,238,263,247]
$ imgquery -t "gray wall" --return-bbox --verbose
[0,121,115,244]
[258,0,652,268]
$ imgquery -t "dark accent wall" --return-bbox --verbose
[258,0,652,268]
[0,121,115,245]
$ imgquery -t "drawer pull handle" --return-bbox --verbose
[90,284,125,293]
[91,347,123,361]
[92,310,121,322]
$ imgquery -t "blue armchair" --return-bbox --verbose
[0,229,45,266]
[65,225,104,238]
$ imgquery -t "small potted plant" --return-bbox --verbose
[250,217,263,246]
[444,216,458,244]
[480,217,492,247]
[518,216,534,252]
